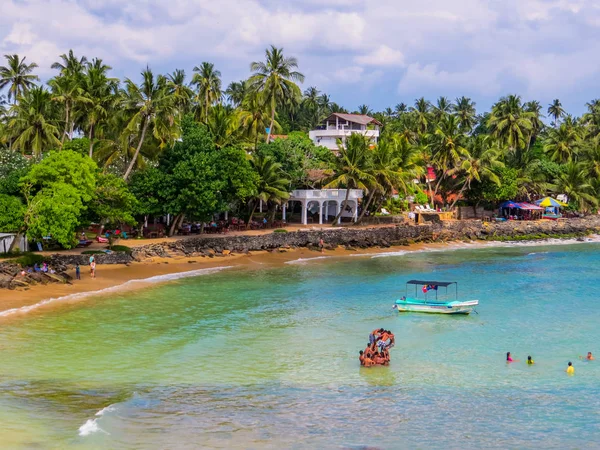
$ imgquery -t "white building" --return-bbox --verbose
[284,189,364,225]
[309,113,382,150]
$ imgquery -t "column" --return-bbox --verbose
[259,199,263,213]
[224,211,229,220]
[301,200,308,225]
[337,202,342,225]
[282,203,287,221]
[319,202,323,225]
[353,201,358,222]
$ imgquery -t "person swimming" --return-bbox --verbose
[527,356,534,365]
[566,362,575,374]
[580,352,595,361]
[506,352,518,363]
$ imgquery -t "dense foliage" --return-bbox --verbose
[1,47,600,248]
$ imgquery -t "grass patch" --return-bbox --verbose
[273,229,288,233]
[14,254,45,267]
[81,250,106,255]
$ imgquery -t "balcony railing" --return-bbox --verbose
[290,189,363,200]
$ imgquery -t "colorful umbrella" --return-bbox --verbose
[500,201,520,209]
[535,197,567,208]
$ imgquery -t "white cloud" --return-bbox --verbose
[355,45,404,67]
[1,0,600,113]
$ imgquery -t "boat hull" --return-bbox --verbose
[394,299,478,315]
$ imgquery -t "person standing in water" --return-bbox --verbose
[319,238,324,253]
[527,356,534,365]
[506,352,519,363]
[566,362,575,374]
[580,352,595,361]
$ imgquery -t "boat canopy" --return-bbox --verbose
[406,280,456,287]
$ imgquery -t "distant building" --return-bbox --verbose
[309,113,382,150]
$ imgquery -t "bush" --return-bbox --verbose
[273,229,288,233]
[414,191,428,205]
[82,250,105,255]
[108,245,131,253]
[15,253,45,267]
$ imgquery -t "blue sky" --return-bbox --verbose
[2,0,600,116]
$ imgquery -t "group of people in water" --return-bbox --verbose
[506,351,594,374]
[359,328,395,367]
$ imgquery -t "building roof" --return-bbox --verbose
[324,113,382,126]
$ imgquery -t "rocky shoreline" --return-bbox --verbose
[2,216,600,290]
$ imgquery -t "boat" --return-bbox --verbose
[393,280,478,315]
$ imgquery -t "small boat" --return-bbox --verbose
[394,280,478,315]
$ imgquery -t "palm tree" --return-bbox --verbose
[432,96,453,122]
[430,115,469,205]
[357,104,373,116]
[524,100,544,150]
[410,97,431,135]
[48,75,86,144]
[395,102,408,116]
[548,99,565,127]
[8,86,61,156]
[487,95,534,161]
[249,45,304,143]
[324,133,376,226]
[51,50,88,79]
[225,80,247,107]
[452,96,477,133]
[553,162,598,212]
[121,68,178,181]
[0,54,39,104]
[167,69,194,116]
[80,66,119,158]
[206,105,242,148]
[248,154,290,227]
[192,62,222,123]
[448,135,503,208]
[544,122,580,164]
[239,91,276,150]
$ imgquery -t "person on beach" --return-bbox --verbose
[580,352,594,361]
[319,238,324,253]
[527,356,534,365]
[90,260,96,278]
[75,264,81,280]
[89,255,95,264]
[506,352,518,363]
[566,362,575,374]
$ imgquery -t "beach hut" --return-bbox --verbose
[499,201,543,220]
[535,197,567,219]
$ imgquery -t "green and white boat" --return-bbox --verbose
[394,280,478,315]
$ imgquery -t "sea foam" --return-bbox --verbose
[0,266,232,318]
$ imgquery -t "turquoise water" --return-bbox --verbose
[1,242,600,449]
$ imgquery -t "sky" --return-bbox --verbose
[1,0,600,116]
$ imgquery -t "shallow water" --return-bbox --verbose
[2,242,600,449]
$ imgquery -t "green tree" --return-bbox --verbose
[0,194,25,233]
[8,87,61,156]
[249,45,305,143]
[553,162,598,212]
[325,133,375,226]
[487,95,533,151]
[121,68,178,181]
[544,122,580,164]
[0,149,30,195]
[89,173,137,232]
[248,154,290,226]
[225,80,247,107]
[192,62,222,123]
[0,54,39,104]
[452,96,477,133]
[167,69,194,117]
[547,99,565,127]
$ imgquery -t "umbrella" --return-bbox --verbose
[535,197,567,208]
[500,201,520,209]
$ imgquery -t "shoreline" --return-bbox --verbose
[2,235,599,320]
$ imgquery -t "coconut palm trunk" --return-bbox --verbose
[88,124,95,158]
[123,117,149,181]
[247,201,258,229]
[356,188,377,225]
